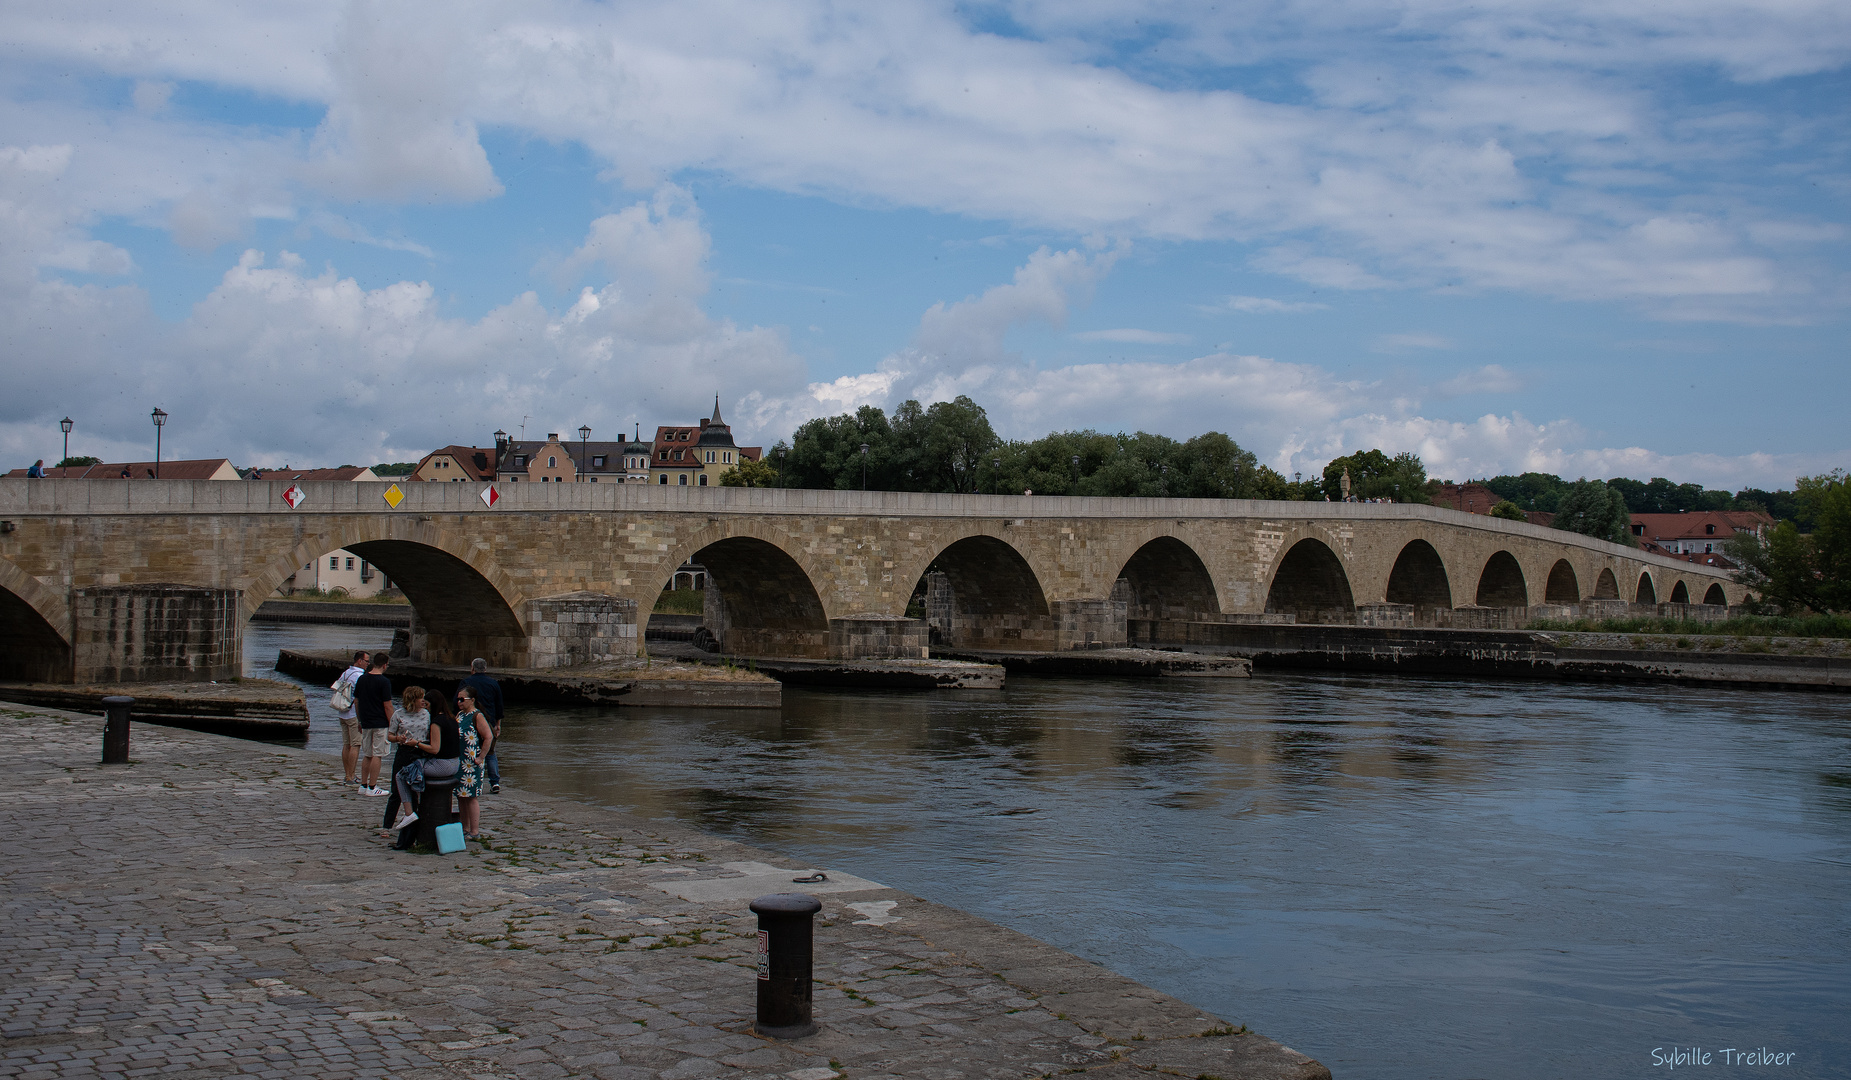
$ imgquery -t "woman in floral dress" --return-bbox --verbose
[454,685,495,839]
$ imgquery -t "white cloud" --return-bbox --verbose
[1217,295,1328,314]
[1,1,1844,316]
[1071,328,1190,344]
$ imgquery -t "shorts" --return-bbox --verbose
[358,727,390,760]
[340,716,361,749]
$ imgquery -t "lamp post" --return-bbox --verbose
[578,425,591,482]
[1071,454,1080,490]
[992,457,1000,496]
[60,417,73,465]
[1160,462,1169,497]
[776,446,786,487]
[859,443,870,491]
[150,408,167,478]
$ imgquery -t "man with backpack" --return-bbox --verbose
[353,654,396,796]
[332,651,369,785]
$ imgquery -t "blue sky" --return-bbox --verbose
[1,1,1847,487]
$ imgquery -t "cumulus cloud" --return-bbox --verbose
[1433,364,1523,397]
[0,1,1844,316]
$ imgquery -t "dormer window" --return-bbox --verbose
[1705,524,1715,535]
[593,456,605,467]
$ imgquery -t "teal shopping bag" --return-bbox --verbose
[434,821,466,854]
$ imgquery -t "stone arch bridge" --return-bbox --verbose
[0,479,1741,683]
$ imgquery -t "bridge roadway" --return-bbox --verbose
[0,479,1739,684]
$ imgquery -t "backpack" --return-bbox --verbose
[330,672,358,712]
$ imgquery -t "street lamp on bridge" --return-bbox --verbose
[60,417,73,465]
[578,425,591,481]
[150,408,167,478]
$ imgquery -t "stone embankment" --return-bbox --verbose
[0,702,1331,1080]
[1132,622,1851,690]
[0,677,308,737]
[276,649,782,709]
[253,599,414,627]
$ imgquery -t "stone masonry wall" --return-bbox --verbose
[71,584,240,683]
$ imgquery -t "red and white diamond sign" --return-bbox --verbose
[479,485,500,509]
[282,483,306,509]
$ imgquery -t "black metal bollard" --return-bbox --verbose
[101,695,133,764]
[749,892,822,1038]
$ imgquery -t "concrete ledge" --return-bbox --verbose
[275,649,781,708]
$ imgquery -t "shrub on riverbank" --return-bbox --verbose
[275,588,409,605]
[1530,614,1851,639]
[654,588,705,615]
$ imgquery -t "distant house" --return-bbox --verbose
[1629,510,1774,565]
[650,400,762,488]
[493,432,640,484]
[264,466,380,483]
[410,446,496,483]
[1430,482,1503,515]
[8,458,241,480]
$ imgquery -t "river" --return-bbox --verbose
[247,621,1851,1078]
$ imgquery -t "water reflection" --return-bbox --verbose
[246,622,1851,1079]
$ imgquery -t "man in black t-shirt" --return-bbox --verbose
[353,655,396,796]
[461,658,505,794]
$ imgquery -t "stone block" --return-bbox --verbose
[517,593,638,669]
[1052,597,1127,650]
[829,615,928,660]
[1356,602,1414,628]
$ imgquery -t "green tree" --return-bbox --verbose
[1484,472,1570,512]
[718,455,781,487]
[1489,500,1526,521]
[57,455,102,468]
[1729,471,1851,613]
[371,462,416,477]
[1553,478,1634,545]
[1320,449,1430,502]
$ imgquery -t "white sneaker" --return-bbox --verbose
[395,812,418,830]
[363,786,389,797]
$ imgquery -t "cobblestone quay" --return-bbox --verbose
[0,704,1330,1080]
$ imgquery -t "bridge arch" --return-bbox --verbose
[245,520,527,666]
[1593,568,1620,600]
[1265,538,1356,624]
[1114,534,1222,622]
[658,521,835,658]
[1636,572,1657,604]
[0,555,73,682]
[905,533,1054,650]
[1385,539,1452,617]
[1669,580,1690,604]
[1703,583,1727,606]
[1545,560,1581,604]
[1475,551,1528,607]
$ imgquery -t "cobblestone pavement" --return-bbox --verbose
[0,704,1330,1080]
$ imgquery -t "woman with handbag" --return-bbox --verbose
[386,697,459,835]
[454,685,495,839]
[378,687,430,835]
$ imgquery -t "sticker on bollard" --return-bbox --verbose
[749,892,822,1039]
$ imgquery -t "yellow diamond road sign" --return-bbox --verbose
[382,483,404,508]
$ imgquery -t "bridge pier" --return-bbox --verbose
[1051,598,1129,650]
[72,584,241,684]
[409,592,638,669]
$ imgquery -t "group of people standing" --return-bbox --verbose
[332,651,506,849]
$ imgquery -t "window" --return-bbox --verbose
[678,474,688,486]
[330,556,339,570]
[659,450,669,460]
[723,452,732,463]
[548,455,556,468]
[515,455,526,467]
[1705,543,1713,553]
[345,557,355,570]
[590,476,598,482]
[706,450,715,463]
[593,455,605,467]
[658,473,668,485]
[541,475,549,482]
[699,473,708,486]
[1705,524,1716,535]
[673,450,683,461]
[508,475,518,482]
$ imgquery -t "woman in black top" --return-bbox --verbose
[387,703,461,832]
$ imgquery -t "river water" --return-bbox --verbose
[247,622,1851,1078]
